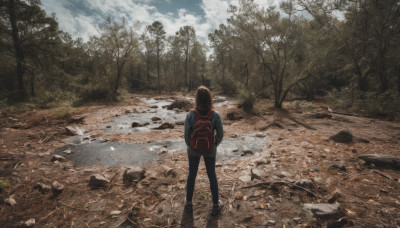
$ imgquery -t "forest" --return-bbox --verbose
[1,0,399,115]
[1,0,400,227]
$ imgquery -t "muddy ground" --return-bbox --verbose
[0,93,399,227]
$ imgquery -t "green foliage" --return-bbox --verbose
[217,77,237,95]
[238,88,256,111]
[0,178,11,192]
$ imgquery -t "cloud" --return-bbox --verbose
[41,0,277,44]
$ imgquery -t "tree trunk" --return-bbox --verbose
[30,73,35,97]
[9,0,27,100]
[397,66,400,94]
[377,52,387,92]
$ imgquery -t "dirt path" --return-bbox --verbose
[1,94,399,227]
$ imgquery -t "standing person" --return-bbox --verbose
[184,86,224,216]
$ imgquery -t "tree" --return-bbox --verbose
[0,0,59,100]
[146,21,166,93]
[97,17,138,99]
[176,25,196,91]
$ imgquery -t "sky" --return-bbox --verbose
[40,0,280,43]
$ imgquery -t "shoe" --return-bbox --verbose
[210,202,223,216]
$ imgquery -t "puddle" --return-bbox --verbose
[213,96,236,108]
[53,134,267,167]
[98,98,187,134]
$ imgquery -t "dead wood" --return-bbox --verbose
[358,154,400,169]
[285,115,316,130]
[242,181,320,198]
[259,122,284,131]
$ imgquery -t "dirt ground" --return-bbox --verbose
[0,93,399,227]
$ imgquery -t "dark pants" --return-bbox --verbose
[186,155,219,204]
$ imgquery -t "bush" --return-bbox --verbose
[217,78,237,95]
[238,89,256,111]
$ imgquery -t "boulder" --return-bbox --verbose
[51,181,64,196]
[123,167,146,185]
[150,105,158,108]
[89,174,109,189]
[33,182,51,194]
[302,203,341,219]
[329,130,353,143]
[167,98,193,111]
[357,154,400,169]
[131,122,140,128]
[139,122,150,127]
[157,122,174,129]
[226,110,244,120]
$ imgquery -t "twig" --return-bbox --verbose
[57,201,102,212]
[372,170,392,180]
[285,115,316,130]
[241,181,271,189]
[292,184,320,199]
[242,181,320,198]
[259,122,284,131]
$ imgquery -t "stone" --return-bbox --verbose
[151,117,161,121]
[65,126,79,135]
[51,155,65,162]
[23,218,35,227]
[175,121,185,125]
[89,174,109,189]
[110,210,122,215]
[294,179,314,189]
[255,133,265,137]
[157,122,174,129]
[33,182,51,194]
[123,167,146,185]
[292,217,302,223]
[329,130,353,143]
[235,192,244,200]
[251,168,262,180]
[51,181,64,196]
[139,122,150,127]
[357,154,400,169]
[167,98,193,111]
[255,158,270,166]
[324,148,331,153]
[5,197,16,206]
[239,175,252,183]
[161,165,175,177]
[267,220,276,225]
[328,189,342,204]
[131,122,140,128]
[150,105,158,108]
[328,161,346,171]
[241,150,253,156]
[302,203,341,219]
[226,111,244,120]
[277,171,292,178]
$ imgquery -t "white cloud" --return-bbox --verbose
[41,0,278,44]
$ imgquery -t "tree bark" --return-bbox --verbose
[9,0,27,100]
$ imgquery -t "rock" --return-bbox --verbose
[157,122,174,129]
[231,134,238,138]
[51,181,64,196]
[131,122,140,128]
[226,111,244,120]
[161,165,175,177]
[139,122,150,127]
[167,98,193,111]
[150,105,158,108]
[65,126,79,135]
[251,168,262,180]
[357,138,370,143]
[267,220,276,225]
[294,179,314,189]
[151,117,161,121]
[241,150,253,156]
[123,167,146,185]
[235,192,244,200]
[213,97,226,103]
[328,188,342,204]
[63,149,72,154]
[277,171,292,178]
[239,175,252,183]
[110,210,122,215]
[23,218,35,227]
[5,197,16,206]
[89,174,109,189]
[51,155,65,162]
[308,112,332,119]
[329,130,353,143]
[324,148,331,153]
[175,121,185,125]
[328,161,346,171]
[357,154,400,169]
[293,217,302,223]
[255,158,270,166]
[255,133,265,137]
[302,203,342,219]
[33,182,51,194]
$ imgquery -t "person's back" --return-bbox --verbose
[184,86,224,216]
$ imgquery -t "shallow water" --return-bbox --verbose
[98,98,187,134]
[53,134,267,167]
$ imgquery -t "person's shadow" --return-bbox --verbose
[180,206,219,228]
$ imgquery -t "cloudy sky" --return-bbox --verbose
[40,0,279,43]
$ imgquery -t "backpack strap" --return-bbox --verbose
[193,109,214,121]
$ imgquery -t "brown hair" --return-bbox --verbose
[195,86,213,115]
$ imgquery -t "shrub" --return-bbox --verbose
[238,89,256,111]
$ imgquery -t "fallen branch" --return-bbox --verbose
[285,115,316,130]
[259,122,284,131]
[242,181,320,198]
[241,181,271,189]
[372,170,392,180]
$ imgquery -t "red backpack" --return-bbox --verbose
[190,109,215,153]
